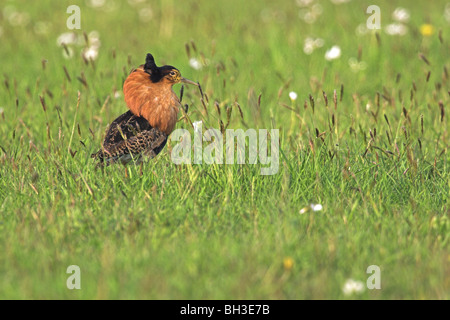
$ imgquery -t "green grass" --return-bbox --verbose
[0,0,448,299]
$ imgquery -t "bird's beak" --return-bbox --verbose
[180,77,198,86]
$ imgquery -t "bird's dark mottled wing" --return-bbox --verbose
[91,111,168,165]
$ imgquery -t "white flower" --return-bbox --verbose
[295,0,314,7]
[331,0,351,3]
[300,203,323,214]
[57,32,77,46]
[87,0,106,8]
[355,23,368,35]
[34,21,51,35]
[88,31,101,48]
[82,46,99,61]
[314,38,324,47]
[289,91,298,101]
[299,207,308,214]
[8,11,30,27]
[446,4,450,23]
[189,58,202,70]
[298,3,322,24]
[325,45,341,61]
[303,37,324,55]
[385,23,408,36]
[303,39,314,55]
[392,8,410,23]
[139,7,154,22]
[193,120,203,134]
[311,4,323,15]
[342,279,365,295]
[348,57,367,72]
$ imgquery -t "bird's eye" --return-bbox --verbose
[170,71,176,76]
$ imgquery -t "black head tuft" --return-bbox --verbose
[143,53,163,82]
[144,53,157,72]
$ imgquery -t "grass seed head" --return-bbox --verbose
[419,53,430,65]
[438,101,444,122]
[214,100,221,117]
[322,90,328,107]
[333,89,337,109]
[309,94,315,113]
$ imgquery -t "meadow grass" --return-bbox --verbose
[0,0,448,299]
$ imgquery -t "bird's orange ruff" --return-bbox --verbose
[123,66,181,136]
